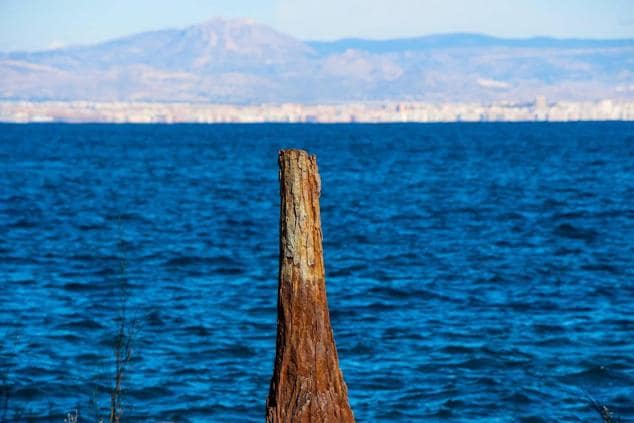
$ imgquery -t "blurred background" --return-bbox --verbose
[0,0,633,121]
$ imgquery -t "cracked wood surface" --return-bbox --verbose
[266,150,354,423]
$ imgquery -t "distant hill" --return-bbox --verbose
[307,33,634,54]
[1,18,633,103]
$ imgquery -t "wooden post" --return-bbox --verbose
[266,150,354,423]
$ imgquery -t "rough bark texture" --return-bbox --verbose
[266,150,354,423]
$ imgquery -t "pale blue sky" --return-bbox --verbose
[1,0,633,51]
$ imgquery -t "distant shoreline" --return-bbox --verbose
[1,99,633,123]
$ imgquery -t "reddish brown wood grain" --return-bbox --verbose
[266,149,354,423]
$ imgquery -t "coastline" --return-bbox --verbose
[1,99,633,123]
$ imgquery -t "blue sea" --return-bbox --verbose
[1,122,633,422]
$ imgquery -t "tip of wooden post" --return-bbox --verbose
[278,149,314,160]
[279,148,307,154]
[278,150,318,174]
[278,149,320,195]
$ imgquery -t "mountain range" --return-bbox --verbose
[1,18,633,104]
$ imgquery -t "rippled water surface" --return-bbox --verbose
[1,123,633,422]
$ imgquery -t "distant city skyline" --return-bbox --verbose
[1,0,633,51]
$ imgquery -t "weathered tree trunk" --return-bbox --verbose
[266,150,354,423]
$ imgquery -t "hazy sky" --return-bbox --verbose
[1,0,633,51]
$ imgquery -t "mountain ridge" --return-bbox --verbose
[307,33,634,54]
[3,19,633,55]
[1,18,633,103]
